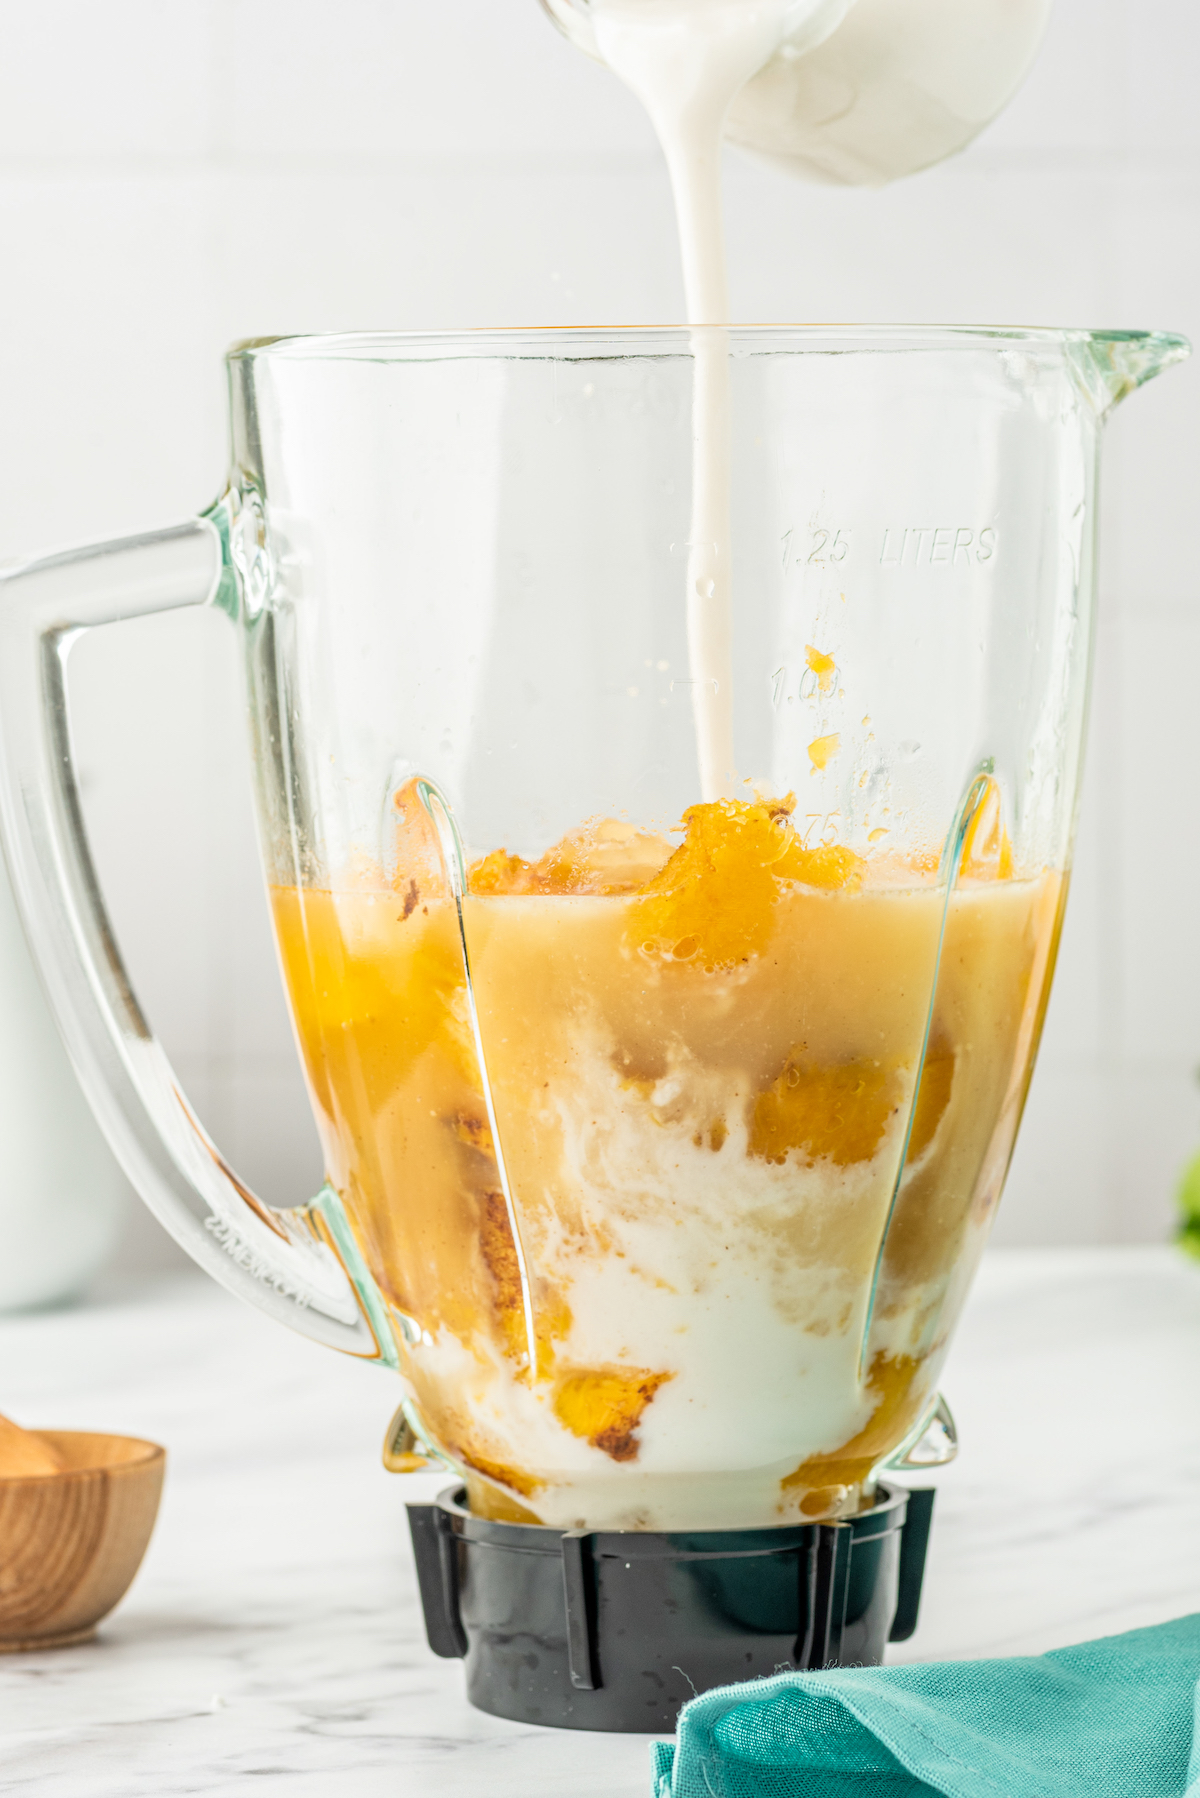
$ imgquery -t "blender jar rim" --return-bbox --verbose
[226,322,1190,366]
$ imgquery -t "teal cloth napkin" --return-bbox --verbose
[652,1615,1200,1798]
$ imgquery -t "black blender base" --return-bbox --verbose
[406,1481,935,1733]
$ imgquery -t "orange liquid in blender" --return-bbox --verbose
[271,786,1063,1530]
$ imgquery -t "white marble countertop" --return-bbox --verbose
[4,1246,1200,1795]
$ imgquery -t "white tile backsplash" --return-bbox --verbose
[991,1066,1114,1246]
[965,0,1130,157]
[1105,368,1200,617]
[208,164,681,336]
[0,0,1194,1272]
[223,0,656,160]
[0,175,222,553]
[0,2,213,161]
[1111,1065,1200,1243]
[1118,613,1200,1060]
[723,158,1118,328]
[1125,1,1200,154]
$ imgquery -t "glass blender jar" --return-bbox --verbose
[0,323,1185,1726]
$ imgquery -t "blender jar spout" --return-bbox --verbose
[1073,329,1191,417]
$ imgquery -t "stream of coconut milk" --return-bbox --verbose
[590,0,853,800]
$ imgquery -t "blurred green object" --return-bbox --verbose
[1176,1148,1200,1260]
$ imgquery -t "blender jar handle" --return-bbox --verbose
[0,518,396,1365]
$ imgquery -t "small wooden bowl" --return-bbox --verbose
[0,1431,165,1651]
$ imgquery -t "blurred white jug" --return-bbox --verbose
[0,854,127,1310]
[541,0,1053,185]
